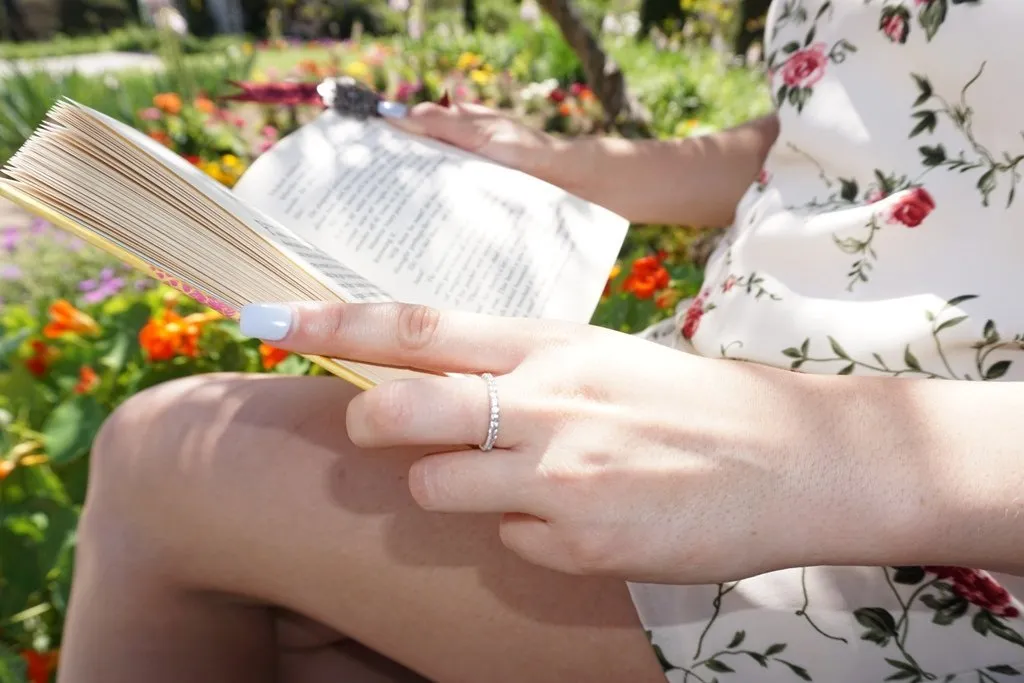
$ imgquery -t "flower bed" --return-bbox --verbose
[0,30,768,680]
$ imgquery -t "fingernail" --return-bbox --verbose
[376,101,408,118]
[240,303,292,341]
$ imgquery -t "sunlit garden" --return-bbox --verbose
[0,0,772,679]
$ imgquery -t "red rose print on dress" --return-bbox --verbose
[879,6,911,44]
[681,291,710,340]
[781,43,829,88]
[925,566,1021,618]
[889,187,935,227]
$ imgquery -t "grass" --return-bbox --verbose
[0,27,245,60]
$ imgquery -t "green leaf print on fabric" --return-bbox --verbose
[910,65,1024,208]
[781,295,1024,379]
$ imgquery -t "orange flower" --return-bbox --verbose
[558,102,574,117]
[43,300,100,338]
[74,366,100,394]
[297,59,322,77]
[21,649,59,683]
[25,340,57,377]
[0,460,14,481]
[153,92,182,115]
[622,255,670,300]
[259,343,290,370]
[139,310,219,362]
[655,289,679,309]
[194,96,216,114]
[147,130,171,146]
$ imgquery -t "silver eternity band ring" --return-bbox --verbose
[479,372,500,452]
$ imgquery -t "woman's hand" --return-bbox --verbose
[387,102,572,188]
[240,301,874,584]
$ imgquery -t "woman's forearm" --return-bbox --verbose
[542,114,779,227]
[805,373,1024,576]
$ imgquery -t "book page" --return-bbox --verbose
[81,104,391,305]
[233,111,629,323]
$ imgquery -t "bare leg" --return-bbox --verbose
[59,374,665,683]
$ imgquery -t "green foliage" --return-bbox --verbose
[0,26,244,60]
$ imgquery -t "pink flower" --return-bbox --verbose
[721,276,737,293]
[395,80,422,103]
[879,7,910,43]
[866,189,887,203]
[260,125,279,140]
[757,169,770,186]
[140,107,162,121]
[889,187,935,227]
[780,43,828,88]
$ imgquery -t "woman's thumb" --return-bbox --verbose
[384,102,483,152]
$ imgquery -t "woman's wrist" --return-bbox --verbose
[797,375,1024,575]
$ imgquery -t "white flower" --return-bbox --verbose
[519,78,559,101]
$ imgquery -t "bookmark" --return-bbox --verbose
[317,77,407,120]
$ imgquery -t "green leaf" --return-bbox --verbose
[911,111,938,138]
[911,74,933,106]
[903,347,922,372]
[892,566,926,584]
[918,0,948,41]
[800,338,810,355]
[41,395,106,465]
[984,319,999,343]
[828,336,850,360]
[918,143,946,165]
[974,611,1024,647]
[776,85,789,108]
[765,643,787,656]
[884,658,923,681]
[782,660,812,681]
[946,294,978,308]
[839,178,859,202]
[746,651,768,667]
[727,630,746,649]
[987,665,1021,675]
[838,363,855,375]
[705,659,734,673]
[933,596,969,625]
[782,41,800,54]
[804,26,816,46]
[782,347,803,359]
[978,169,997,203]
[0,643,28,682]
[0,328,30,371]
[934,315,968,333]
[855,607,897,645]
[985,360,1012,380]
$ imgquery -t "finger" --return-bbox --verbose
[497,513,578,573]
[347,374,522,449]
[240,301,570,375]
[408,449,543,514]
[386,102,490,151]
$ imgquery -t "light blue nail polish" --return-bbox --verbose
[377,101,408,119]
[240,303,293,341]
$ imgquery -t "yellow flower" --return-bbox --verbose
[345,61,370,81]
[456,51,482,71]
[469,65,494,86]
[220,154,241,169]
[242,42,253,55]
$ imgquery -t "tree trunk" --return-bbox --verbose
[734,0,771,57]
[463,0,476,32]
[2,0,30,40]
[536,0,652,137]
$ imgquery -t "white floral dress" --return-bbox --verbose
[630,0,1024,679]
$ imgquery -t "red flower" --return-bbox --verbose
[890,187,935,227]
[879,7,910,43]
[623,254,670,299]
[25,340,56,377]
[437,90,451,108]
[757,169,770,187]
[681,291,709,340]
[74,366,99,394]
[21,649,58,683]
[183,155,201,166]
[925,566,1020,618]
[259,343,290,370]
[549,88,567,103]
[224,81,324,106]
[780,43,828,88]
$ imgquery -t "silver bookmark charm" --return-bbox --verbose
[317,76,382,120]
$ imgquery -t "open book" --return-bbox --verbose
[0,99,629,389]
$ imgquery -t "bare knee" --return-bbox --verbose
[80,373,253,565]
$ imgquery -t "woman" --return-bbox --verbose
[59,0,1024,680]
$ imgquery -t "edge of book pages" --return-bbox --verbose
[0,181,379,391]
